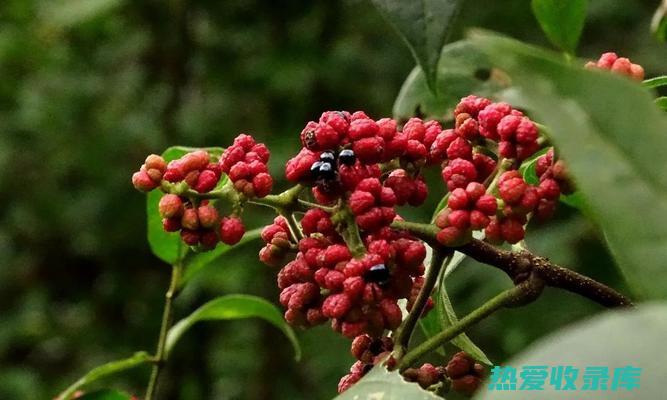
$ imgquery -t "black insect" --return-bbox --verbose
[364,263,390,286]
[338,149,356,166]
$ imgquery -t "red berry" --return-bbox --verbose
[180,229,200,246]
[349,118,379,140]
[194,169,219,193]
[475,194,498,215]
[162,217,181,232]
[498,176,527,204]
[349,190,376,215]
[319,111,350,135]
[501,218,525,244]
[158,194,184,218]
[446,137,473,160]
[353,137,385,164]
[403,118,425,142]
[132,170,158,192]
[252,172,273,198]
[322,293,352,319]
[448,188,469,210]
[197,204,220,229]
[219,216,245,245]
[181,208,200,230]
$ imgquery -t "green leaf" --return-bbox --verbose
[371,0,462,92]
[475,303,667,400]
[651,0,667,42]
[655,96,667,111]
[430,193,450,223]
[56,352,151,400]
[643,76,667,89]
[76,390,132,400]
[334,365,442,400]
[531,0,587,54]
[471,32,667,300]
[439,283,491,365]
[165,294,301,360]
[146,146,226,265]
[519,147,550,185]
[518,148,591,214]
[394,40,506,121]
[181,227,262,285]
[146,147,189,265]
[559,191,589,212]
[420,250,491,365]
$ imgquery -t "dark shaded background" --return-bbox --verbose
[0,0,665,399]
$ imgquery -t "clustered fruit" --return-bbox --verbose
[585,52,645,81]
[430,94,572,245]
[339,343,486,396]
[133,92,582,395]
[132,134,275,249]
[219,134,273,198]
[130,49,648,396]
[444,351,486,396]
[265,207,428,338]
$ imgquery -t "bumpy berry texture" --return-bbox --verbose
[445,351,486,396]
[220,134,273,198]
[403,363,446,389]
[133,96,578,394]
[132,134,275,251]
[585,52,645,81]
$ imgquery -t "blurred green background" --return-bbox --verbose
[0,0,664,399]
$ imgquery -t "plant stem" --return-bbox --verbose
[390,220,439,245]
[394,250,449,358]
[297,198,336,212]
[398,280,534,371]
[284,212,304,242]
[390,220,632,308]
[145,263,182,400]
[331,205,366,258]
[247,184,306,212]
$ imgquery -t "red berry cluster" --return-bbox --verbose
[272,214,429,338]
[163,150,222,193]
[384,169,428,206]
[403,363,446,390]
[159,195,245,248]
[259,216,294,267]
[429,96,572,246]
[132,134,275,251]
[349,178,397,232]
[338,334,395,392]
[435,182,498,246]
[287,111,442,204]
[534,148,573,219]
[220,134,273,198]
[445,351,486,396]
[585,52,645,81]
[132,154,168,192]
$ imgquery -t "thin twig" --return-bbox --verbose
[145,263,182,400]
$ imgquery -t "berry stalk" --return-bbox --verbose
[393,249,449,357]
[397,277,541,371]
[145,263,183,400]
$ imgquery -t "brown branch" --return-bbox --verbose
[459,239,633,307]
[390,221,633,308]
